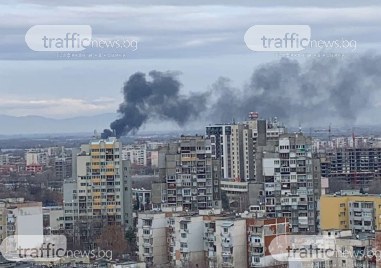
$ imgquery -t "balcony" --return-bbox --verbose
[208,251,216,259]
[222,251,232,256]
[143,252,153,257]
[222,240,232,248]
[250,249,264,256]
[142,232,152,238]
[221,232,231,238]
[250,261,264,267]
[250,241,263,247]
[180,247,189,252]
[180,216,191,222]
[143,242,152,247]
[180,228,190,234]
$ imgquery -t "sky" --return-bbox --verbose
[0,0,381,126]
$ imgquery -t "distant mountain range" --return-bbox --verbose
[0,113,117,135]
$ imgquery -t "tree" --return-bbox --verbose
[125,226,137,256]
[221,191,229,210]
[134,193,140,211]
[96,225,128,259]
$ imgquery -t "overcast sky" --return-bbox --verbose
[1,0,381,122]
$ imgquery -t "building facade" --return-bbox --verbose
[63,138,133,249]
[320,190,381,233]
[137,210,288,268]
[259,133,321,233]
[158,135,221,211]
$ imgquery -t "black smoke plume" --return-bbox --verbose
[100,129,113,139]
[102,53,381,138]
[102,71,206,138]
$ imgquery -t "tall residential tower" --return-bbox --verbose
[63,138,132,248]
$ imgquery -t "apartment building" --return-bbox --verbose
[244,217,289,268]
[137,209,290,268]
[206,114,286,182]
[0,154,9,165]
[25,149,47,166]
[54,156,72,180]
[230,123,255,181]
[320,190,381,233]
[63,138,133,249]
[133,188,151,211]
[158,135,221,211]
[137,211,208,268]
[0,202,7,242]
[321,147,381,190]
[220,180,249,211]
[148,150,159,168]
[137,212,168,267]
[173,214,205,267]
[43,206,64,234]
[122,144,148,166]
[215,218,247,267]
[206,124,232,179]
[0,198,43,238]
[290,230,377,268]
[259,133,321,233]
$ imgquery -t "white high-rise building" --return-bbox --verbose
[206,113,286,181]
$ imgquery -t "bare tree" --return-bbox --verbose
[96,224,128,259]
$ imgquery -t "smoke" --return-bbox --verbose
[102,53,381,138]
[102,71,207,138]
[209,53,381,126]
[100,129,113,139]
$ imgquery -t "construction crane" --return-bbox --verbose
[313,124,332,141]
[352,129,360,189]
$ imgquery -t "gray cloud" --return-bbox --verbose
[0,2,381,60]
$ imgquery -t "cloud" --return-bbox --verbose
[1,2,381,59]
[0,97,117,118]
